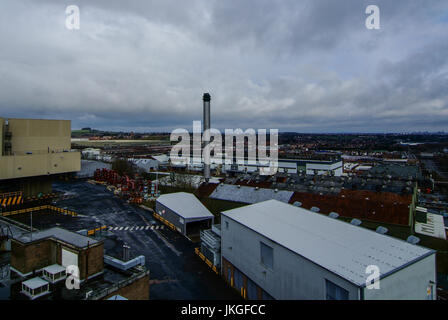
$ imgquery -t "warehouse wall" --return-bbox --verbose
[8,119,71,154]
[155,202,185,234]
[0,118,81,181]
[363,253,436,300]
[221,215,360,300]
[0,151,80,180]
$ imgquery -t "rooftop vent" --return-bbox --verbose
[375,226,388,235]
[329,212,339,219]
[310,207,320,213]
[350,218,362,226]
[293,201,302,207]
[406,235,420,245]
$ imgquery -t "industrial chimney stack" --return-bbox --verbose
[203,93,211,182]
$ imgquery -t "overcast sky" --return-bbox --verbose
[0,0,447,133]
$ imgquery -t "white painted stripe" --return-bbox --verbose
[145,226,150,230]
[124,227,129,231]
[119,227,124,231]
[151,226,154,229]
[130,227,134,231]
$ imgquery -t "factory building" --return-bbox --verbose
[170,156,342,176]
[209,183,294,205]
[155,192,214,239]
[0,118,81,198]
[220,200,436,300]
[10,227,104,280]
[305,160,343,176]
[81,148,101,160]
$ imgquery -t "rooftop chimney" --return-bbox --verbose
[203,93,211,182]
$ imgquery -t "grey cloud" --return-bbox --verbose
[0,0,447,132]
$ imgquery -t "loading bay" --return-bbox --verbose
[9,180,240,300]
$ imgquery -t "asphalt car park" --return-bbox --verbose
[11,180,240,300]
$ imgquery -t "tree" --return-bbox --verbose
[112,159,136,177]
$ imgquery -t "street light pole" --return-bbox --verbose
[30,210,33,241]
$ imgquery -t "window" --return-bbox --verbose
[225,221,229,230]
[325,280,349,300]
[260,242,273,269]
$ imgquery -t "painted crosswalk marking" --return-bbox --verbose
[108,225,164,232]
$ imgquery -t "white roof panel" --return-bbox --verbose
[157,192,214,220]
[43,264,66,275]
[222,200,434,286]
[22,277,49,290]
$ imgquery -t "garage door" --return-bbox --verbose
[62,248,78,268]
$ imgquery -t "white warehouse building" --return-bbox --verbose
[305,160,343,176]
[220,200,436,300]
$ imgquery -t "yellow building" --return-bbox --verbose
[0,118,81,198]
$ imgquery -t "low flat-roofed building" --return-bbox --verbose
[21,277,50,300]
[42,264,67,284]
[306,160,343,176]
[11,227,103,280]
[221,200,437,300]
[209,184,294,205]
[155,192,214,238]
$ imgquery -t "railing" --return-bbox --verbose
[194,247,219,275]
[1,205,78,217]
[87,225,107,236]
[86,269,150,300]
[153,213,177,232]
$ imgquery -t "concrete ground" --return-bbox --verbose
[13,180,241,300]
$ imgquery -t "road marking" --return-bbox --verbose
[107,225,164,232]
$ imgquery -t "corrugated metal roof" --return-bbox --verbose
[222,200,434,286]
[156,192,214,219]
[210,184,294,204]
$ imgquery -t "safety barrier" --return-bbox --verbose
[87,225,107,236]
[153,213,177,232]
[194,247,219,275]
[1,205,78,217]
[0,194,23,207]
